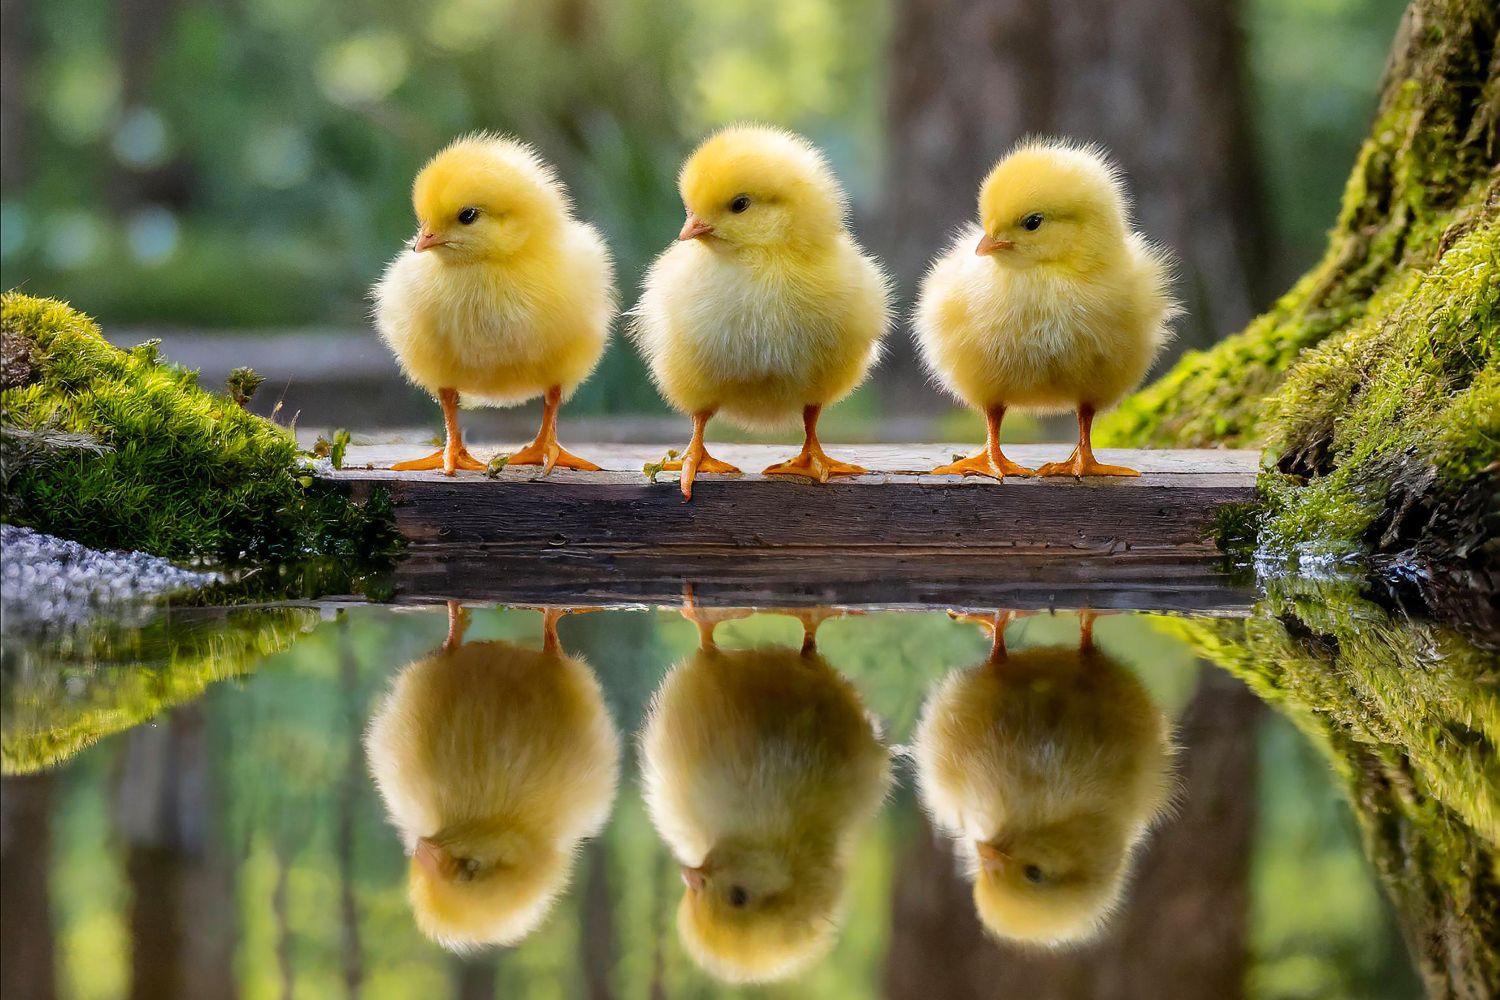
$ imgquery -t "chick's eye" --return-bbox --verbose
[727,886,749,908]
[729,194,751,214]
[457,207,480,225]
[1023,864,1044,884]
[457,858,480,882]
[1021,213,1044,232]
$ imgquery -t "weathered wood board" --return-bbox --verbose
[326,443,1259,553]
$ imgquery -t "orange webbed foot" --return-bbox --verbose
[507,438,601,474]
[931,450,1036,480]
[663,446,741,502]
[762,447,866,484]
[391,446,486,474]
[1036,451,1141,478]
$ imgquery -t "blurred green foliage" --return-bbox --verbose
[1,0,1401,381]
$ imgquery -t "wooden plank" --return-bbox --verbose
[325,443,1259,552]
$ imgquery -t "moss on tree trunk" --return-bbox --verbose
[1100,0,1498,617]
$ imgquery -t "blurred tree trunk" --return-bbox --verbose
[883,669,1262,999]
[0,0,25,191]
[0,773,56,1000]
[878,0,1269,396]
[114,705,237,1000]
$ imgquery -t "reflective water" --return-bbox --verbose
[3,592,1484,1000]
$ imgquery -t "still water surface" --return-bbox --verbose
[0,597,1443,999]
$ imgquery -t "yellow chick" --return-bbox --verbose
[914,139,1178,479]
[911,611,1174,946]
[365,603,620,949]
[630,126,892,500]
[640,608,891,981]
[374,134,615,475]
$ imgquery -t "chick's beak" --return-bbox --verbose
[680,865,707,892]
[414,229,446,253]
[976,841,1010,873]
[678,215,714,241]
[414,837,448,877]
[975,233,1014,256]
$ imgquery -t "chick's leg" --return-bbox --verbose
[391,388,486,475]
[1037,405,1140,477]
[762,405,867,483]
[930,406,1035,479]
[659,411,741,502]
[506,385,602,475]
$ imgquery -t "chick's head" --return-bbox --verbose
[408,819,568,950]
[411,133,569,262]
[676,840,842,983]
[975,139,1129,270]
[971,812,1132,946]
[677,125,847,252]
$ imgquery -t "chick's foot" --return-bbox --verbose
[506,439,602,475]
[1036,450,1141,478]
[931,450,1035,480]
[762,446,866,484]
[391,446,486,474]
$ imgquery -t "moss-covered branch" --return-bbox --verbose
[0,291,398,564]
[1100,0,1498,599]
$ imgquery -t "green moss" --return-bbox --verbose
[1154,577,1500,996]
[1098,0,1499,569]
[0,291,398,563]
[1,606,319,774]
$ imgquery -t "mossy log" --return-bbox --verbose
[1100,0,1498,618]
[1158,581,1498,1000]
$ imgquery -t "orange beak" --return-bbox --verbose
[680,865,707,891]
[414,837,448,878]
[414,229,446,253]
[976,841,1009,873]
[678,215,714,241]
[975,233,1014,256]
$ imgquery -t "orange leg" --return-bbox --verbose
[931,406,1035,480]
[507,385,601,475]
[442,600,470,652]
[678,584,753,649]
[949,609,1037,664]
[1076,609,1120,653]
[762,405,867,483]
[391,388,486,475]
[661,411,741,502]
[1037,405,1140,478]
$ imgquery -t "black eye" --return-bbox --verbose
[1021,213,1043,231]
[729,194,751,214]
[1023,865,1044,884]
[728,885,749,907]
[457,857,480,882]
[457,207,480,225]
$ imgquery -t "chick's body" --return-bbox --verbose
[641,640,891,982]
[366,625,619,949]
[914,139,1177,479]
[631,126,891,498]
[913,631,1173,945]
[373,134,615,474]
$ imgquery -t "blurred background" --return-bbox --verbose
[0,0,1408,439]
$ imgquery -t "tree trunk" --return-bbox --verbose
[878,0,1269,399]
[0,773,56,1000]
[883,670,1261,1000]
[1102,0,1497,614]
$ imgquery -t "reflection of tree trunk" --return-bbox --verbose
[452,954,499,1000]
[115,704,236,1000]
[884,669,1261,999]
[0,774,56,1000]
[580,839,617,1000]
[338,615,365,1000]
[0,0,26,191]
[879,0,1268,390]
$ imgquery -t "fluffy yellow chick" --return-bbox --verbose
[365,603,620,949]
[912,611,1174,946]
[631,126,892,500]
[374,133,615,475]
[914,139,1178,479]
[640,608,891,981]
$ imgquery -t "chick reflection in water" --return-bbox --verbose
[641,607,892,983]
[366,603,620,949]
[913,611,1174,946]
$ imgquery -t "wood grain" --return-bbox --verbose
[326,444,1259,552]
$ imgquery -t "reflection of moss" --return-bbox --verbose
[1156,577,1500,998]
[0,291,398,563]
[1100,0,1498,579]
[0,607,318,774]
